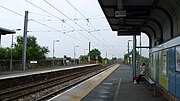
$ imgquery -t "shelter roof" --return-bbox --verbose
[0,27,15,35]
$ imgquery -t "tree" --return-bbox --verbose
[123,50,149,64]
[0,48,9,60]
[80,55,88,61]
[124,50,140,62]
[88,48,102,63]
[124,53,129,62]
[0,35,49,60]
[112,57,117,61]
[15,35,49,60]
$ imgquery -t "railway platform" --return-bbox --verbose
[0,64,97,80]
[49,64,167,101]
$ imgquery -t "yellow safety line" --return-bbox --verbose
[69,64,120,101]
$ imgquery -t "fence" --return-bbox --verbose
[0,59,94,71]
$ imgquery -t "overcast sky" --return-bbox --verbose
[0,0,149,59]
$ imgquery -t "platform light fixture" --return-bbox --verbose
[128,40,132,65]
[52,39,60,66]
[10,29,21,71]
[84,49,88,55]
[74,46,79,64]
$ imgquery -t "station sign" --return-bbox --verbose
[30,61,37,64]
[117,28,140,36]
[115,10,126,17]
[117,31,140,36]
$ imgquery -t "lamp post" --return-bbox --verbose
[128,40,132,65]
[84,49,88,55]
[52,40,60,66]
[74,46,79,64]
[10,29,21,71]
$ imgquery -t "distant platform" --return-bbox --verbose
[0,64,98,80]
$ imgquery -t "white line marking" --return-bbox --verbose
[103,83,113,85]
[113,78,122,101]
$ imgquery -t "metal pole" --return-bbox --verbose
[128,41,129,64]
[133,34,136,77]
[89,42,91,53]
[106,52,107,59]
[22,11,28,71]
[84,49,85,55]
[84,49,88,55]
[52,40,59,66]
[10,29,20,71]
[140,33,142,62]
[52,40,55,66]
[128,40,132,65]
[0,34,1,47]
[88,42,91,63]
[53,40,55,58]
[73,46,79,64]
[10,34,13,71]
[74,46,76,64]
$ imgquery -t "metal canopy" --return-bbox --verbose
[0,27,15,47]
[98,0,156,34]
[0,27,15,35]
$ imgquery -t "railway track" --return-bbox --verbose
[0,65,113,101]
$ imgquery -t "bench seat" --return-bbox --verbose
[144,76,155,85]
[144,76,156,96]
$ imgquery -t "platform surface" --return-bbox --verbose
[82,64,167,101]
[49,64,167,101]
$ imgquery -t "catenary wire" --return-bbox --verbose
[0,4,89,45]
[65,0,112,46]
[44,0,106,46]
[26,0,104,47]
[0,1,119,56]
